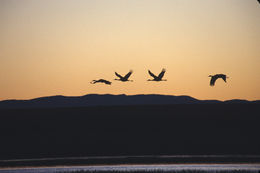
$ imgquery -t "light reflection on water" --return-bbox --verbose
[0,164,260,173]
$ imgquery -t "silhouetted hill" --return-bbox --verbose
[0,103,260,164]
[0,94,258,109]
[0,95,259,165]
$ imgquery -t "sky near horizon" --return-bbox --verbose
[0,0,260,101]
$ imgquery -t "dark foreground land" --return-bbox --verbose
[0,104,260,167]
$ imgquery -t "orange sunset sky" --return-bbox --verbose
[1,0,260,101]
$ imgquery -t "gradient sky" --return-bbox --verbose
[1,0,260,101]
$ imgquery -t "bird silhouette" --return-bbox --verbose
[114,70,133,82]
[147,69,167,81]
[90,79,112,85]
[208,74,228,86]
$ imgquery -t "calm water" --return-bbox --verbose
[0,164,260,173]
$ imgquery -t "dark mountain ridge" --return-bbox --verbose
[0,94,259,109]
[0,94,260,163]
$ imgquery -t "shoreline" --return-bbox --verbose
[1,163,260,173]
[1,155,260,168]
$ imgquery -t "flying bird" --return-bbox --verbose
[114,70,133,82]
[90,79,112,85]
[208,74,228,86]
[147,68,167,81]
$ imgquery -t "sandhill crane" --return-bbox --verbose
[208,74,228,86]
[148,69,167,81]
[90,79,112,85]
[114,70,133,82]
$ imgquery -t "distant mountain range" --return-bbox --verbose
[0,94,259,109]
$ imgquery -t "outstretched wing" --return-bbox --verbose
[115,72,123,79]
[148,70,157,79]
[210,76,217,86]
[220,74,227,82]
[124,70,133,80]
[101,79,111,85]
[102,79,111,85]
[158,69,166,79]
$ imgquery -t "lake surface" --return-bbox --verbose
[1,164,260,173]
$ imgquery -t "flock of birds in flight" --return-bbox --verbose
[90,69,228,87]
[89,0,260,87]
